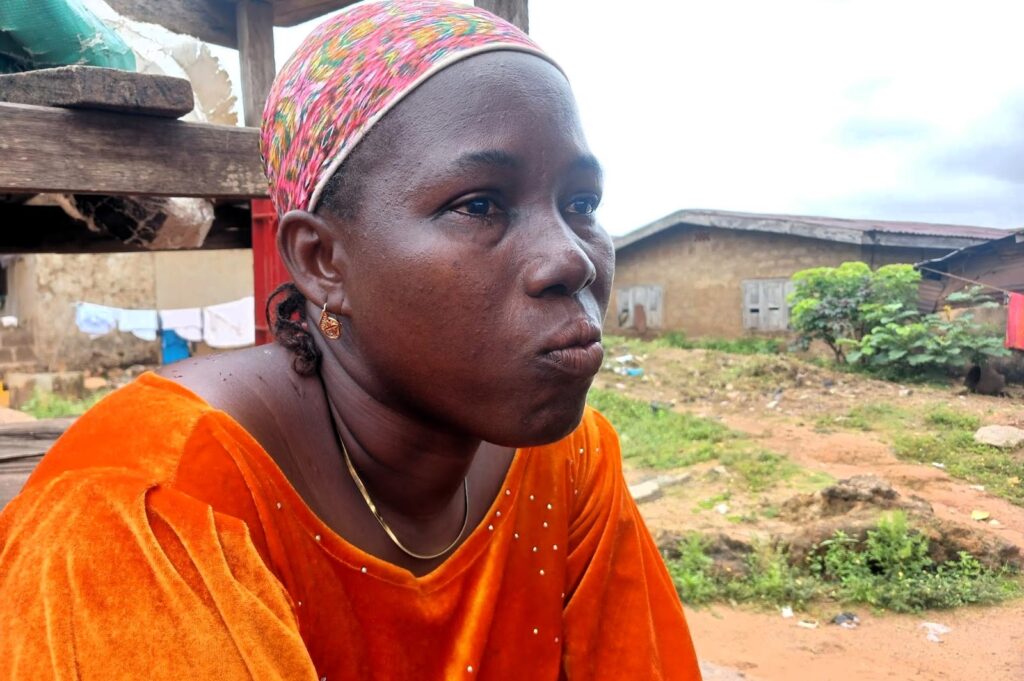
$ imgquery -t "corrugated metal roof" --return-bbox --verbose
[615,209,1012,252]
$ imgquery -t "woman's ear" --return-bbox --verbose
[276,210,351,315]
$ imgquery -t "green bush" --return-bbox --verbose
[789,264,1007,376]
[21,390,109,419]
[813,512,1019,612]
[667,513,1019,612]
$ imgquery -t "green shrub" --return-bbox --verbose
[667,514,1019,612]
[813,512,1019,612]
[789,264,1007,376]
[21,390,110,419]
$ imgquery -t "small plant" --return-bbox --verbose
[813,512,1019,612]
[21,389,110,419]
[668,514,1020,612]
[666,535,720,605]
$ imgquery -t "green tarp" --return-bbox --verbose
[0,0,135,73]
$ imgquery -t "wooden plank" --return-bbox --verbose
[106,0,238,48]
[0,103,268,199]
[0,66,194,118]
[475,0,529,32]
[237,0,276,127]
[0,204,252,253]
[270,0,356,26]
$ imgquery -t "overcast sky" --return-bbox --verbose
[260,0,1024,236]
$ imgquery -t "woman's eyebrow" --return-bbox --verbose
[453,150,522,172]
[450,151,603,178]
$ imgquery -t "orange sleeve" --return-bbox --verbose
[563,409,702,681]
[0,469,317,681]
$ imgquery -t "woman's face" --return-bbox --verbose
[321,51,613,447]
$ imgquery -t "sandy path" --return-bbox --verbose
[687,601,1024,681]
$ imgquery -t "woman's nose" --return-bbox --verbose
[524,224,598,299]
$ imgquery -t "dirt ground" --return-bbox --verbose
[597,345,1024,681]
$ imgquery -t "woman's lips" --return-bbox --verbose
[540,340,605,378]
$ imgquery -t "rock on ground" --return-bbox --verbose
[974,425,1024,449]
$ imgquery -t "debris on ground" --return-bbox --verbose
[830,612,860,629]
[921,622,951,643]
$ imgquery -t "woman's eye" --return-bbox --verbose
[453,198,501,217]
[566,196,599,215]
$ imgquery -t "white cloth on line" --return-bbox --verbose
[159,308,203,342]
[117,308,159,341]
[75,302,119,337]
[202,296,255,348]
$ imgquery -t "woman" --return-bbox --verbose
[0,2,701,679]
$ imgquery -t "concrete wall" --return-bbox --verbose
[153,250,253,309]
[610,225,951,338]
[27,253,160,371]
[5,249,254,373]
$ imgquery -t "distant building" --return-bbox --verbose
[611,209,1007,338]
[916,230,1024,312]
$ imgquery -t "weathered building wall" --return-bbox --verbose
[8,249,254,372]
[610,226,952,338]
[153,249,253,309]
[25,253,160,371]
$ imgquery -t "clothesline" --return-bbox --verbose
[74,297,255,349]
[917,266,1018,297]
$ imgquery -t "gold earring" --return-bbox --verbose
[319,301,342,340]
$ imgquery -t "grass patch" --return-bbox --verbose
[816,402,911,432]
[924,405,981,431]
[719,450,800,492]
[587,388,740,468]
[21,390,109,419]
[662,332,783,356]
[894,431,1024,505]
[668,512,1020,612]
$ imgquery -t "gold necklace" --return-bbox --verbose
[339,436,470,561]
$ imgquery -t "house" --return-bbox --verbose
[916,230,1024,313]
[611,209,1007,338]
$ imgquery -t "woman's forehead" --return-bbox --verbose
[259,0,559,216]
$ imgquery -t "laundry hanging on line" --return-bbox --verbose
[202,297,256,349]
[159,308,203,342]
[74,297,255,348]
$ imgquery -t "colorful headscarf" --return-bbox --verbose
[260,0,558,215]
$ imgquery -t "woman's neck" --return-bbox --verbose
[317,344,480,523]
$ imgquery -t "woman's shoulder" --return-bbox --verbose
[24,371,219,490]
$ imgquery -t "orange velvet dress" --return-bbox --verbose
[0,373,700,680]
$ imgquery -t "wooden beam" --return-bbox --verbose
[475,0,529,32]
[0,204,252,253]
[0,103,267,199]
[0,67,194,118]
[270,0,357,26]
[105,0,238,48]
[237,0,276,127]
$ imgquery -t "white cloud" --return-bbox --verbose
[221,0,1024,234]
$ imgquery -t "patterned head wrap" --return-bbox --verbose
[260,0,558,215]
